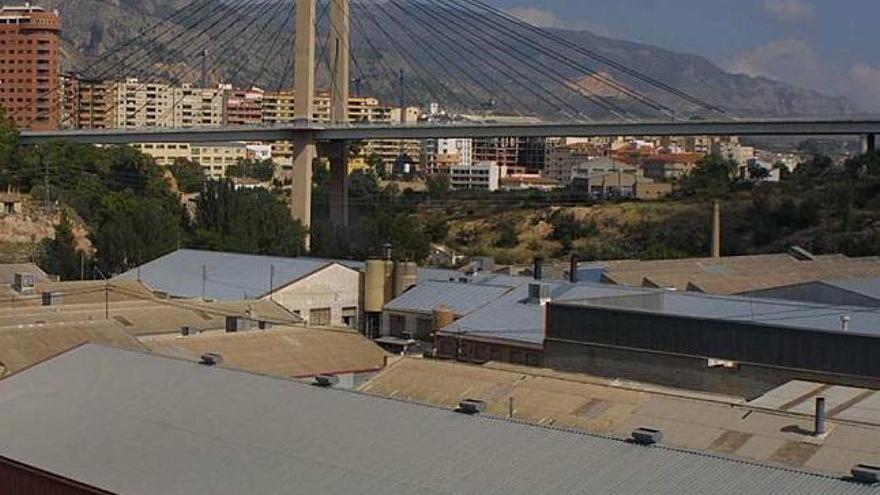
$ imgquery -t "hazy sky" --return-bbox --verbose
[486,0,880,110]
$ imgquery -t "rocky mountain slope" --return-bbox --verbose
[44,0,852,118]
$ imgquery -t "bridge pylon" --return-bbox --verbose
[328,0,350,230]
[863,134,877,154]
[291,0,317,250]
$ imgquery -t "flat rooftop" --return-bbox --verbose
[145,326,388,378]
[359,358,880,474]
[0,345,875,495]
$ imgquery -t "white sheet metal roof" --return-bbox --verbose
[0,344,875,495]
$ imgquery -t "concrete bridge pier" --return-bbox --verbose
[327,0,351,230]
[863,134,877,154]
[291,0,317,249]
[328,141,350,229]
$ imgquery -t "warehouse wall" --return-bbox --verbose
[0,457,114,495]
[544,340,880,398]
[547,304,880,379]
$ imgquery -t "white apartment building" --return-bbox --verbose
[422,138,473,175]
[190,142,251,179]
[450,161,507,191]
[173,85,224,127]
[134,141,253,180]
[111,79,176,129]
[132,143,192,166]
[545,142,603,185]
[570,157,639,184]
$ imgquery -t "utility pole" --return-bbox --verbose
[43,154,50,210]
[93,267,110,320]
[201,265,207,301]
[291,0,317,250]
[269,264,275,301]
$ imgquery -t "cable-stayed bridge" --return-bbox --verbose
[13,0,880,246]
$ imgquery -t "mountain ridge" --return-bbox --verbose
[43,0,853,118]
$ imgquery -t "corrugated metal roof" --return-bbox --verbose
[0,344,875,495]
[358,359,880,473]
[116,249,357,301]
[146,326,388,378]
[384,280,512,316]
[442,282,645,345]
[826,278,880,300]
[564,291,880,338]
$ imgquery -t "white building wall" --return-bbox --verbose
[450,161,506,191]
[268,264,360,328]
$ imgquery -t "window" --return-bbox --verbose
[388,314,407,337]
[342,307,358,330]
[415,318,433,340]
[309,308,331,326]
[707,358,739,370]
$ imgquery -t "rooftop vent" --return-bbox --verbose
[314,374,339,388]
[457,399,487,415]
[225,316,253,333]
[41,291,62,307]
[199,353,222,366]
[851,465,880,484]
[532,257,544,280]
[631,428,663,445]
[528,283,552,305]
[13,272,35,294]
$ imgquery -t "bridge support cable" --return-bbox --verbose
[121,0,268,84]
[357,1,470,112]
[73,0,270,129]
[375,0,535,117]
[408,0,617,120]
[127,0,293,127]
[426,0,660,119]
[348,6,412,105]
[382,0,556,119]
[95,0,258,84]
[457,0,727,116]
[444,0,673,118]
[153,0,297,128]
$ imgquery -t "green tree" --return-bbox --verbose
[494,220,520,248]
[39,213,88,281]
[366,153,387,179]
[226,158,275,181]
[425,216,450,244]
[194,179,306,256]
[684,154,737,192]
[426,174,451,198]
[549,211,597,251]
[169,158,206,193]
[0,107,17,180]
[91,193,182,275]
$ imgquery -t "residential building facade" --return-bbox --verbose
[0,5,61,130]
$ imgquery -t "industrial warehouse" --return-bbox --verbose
[0,248,879,493]
[0,345,877,495]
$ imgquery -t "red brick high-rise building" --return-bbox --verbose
[0,4,61,130]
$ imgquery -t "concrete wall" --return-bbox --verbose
[380,310,434,339]
[0,456,112,494]
[270,264,360,328]
[544,340,880,399]
[436,334,543,367]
